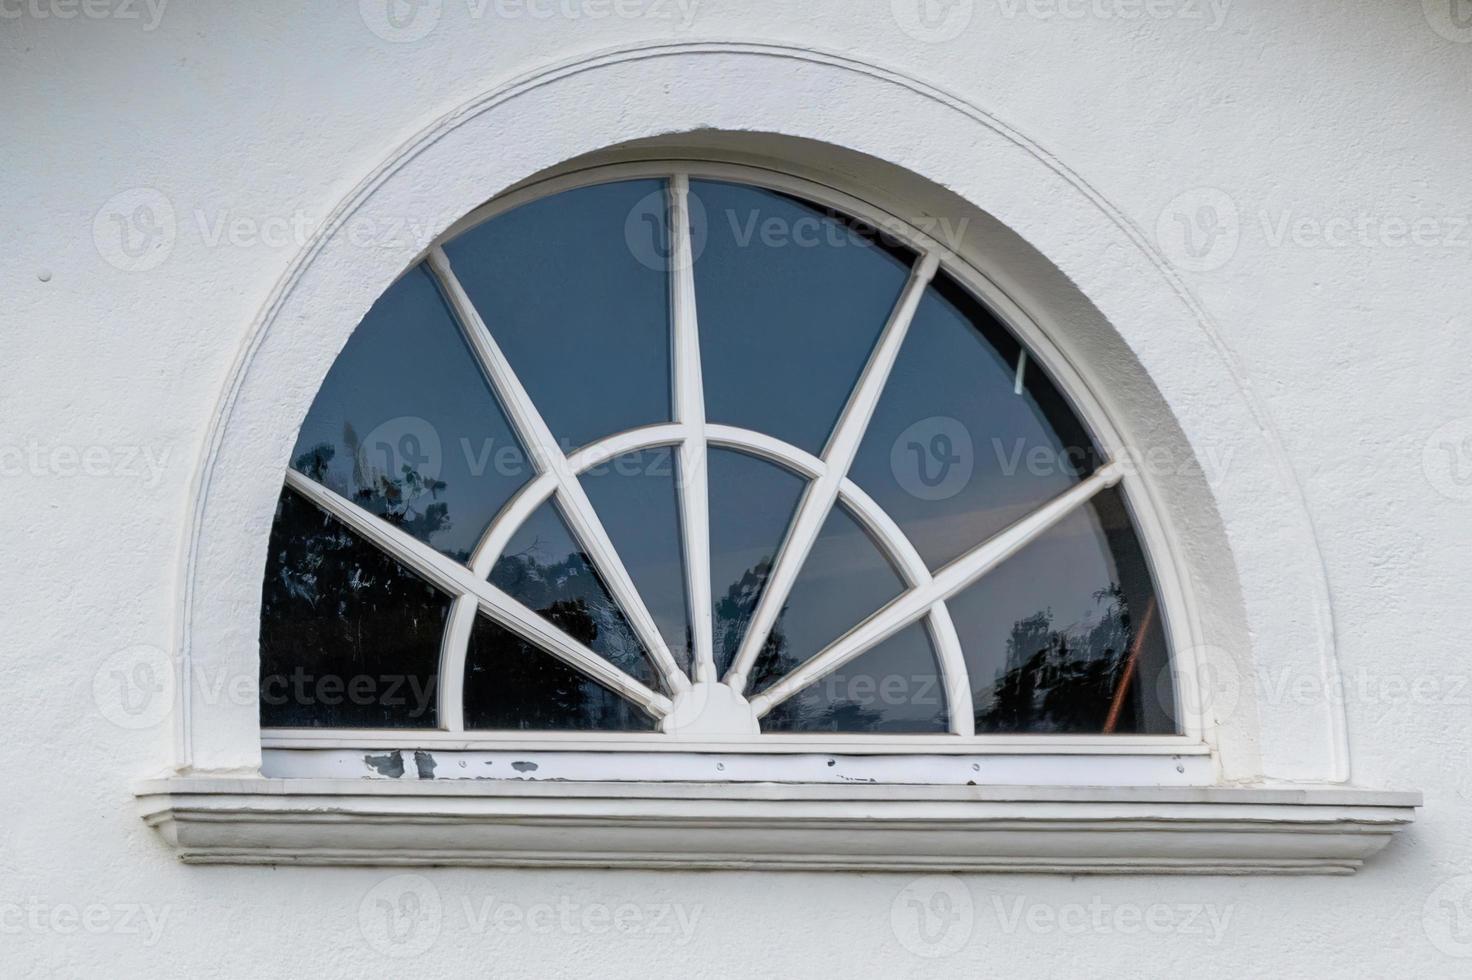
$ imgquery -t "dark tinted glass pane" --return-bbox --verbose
[950,488,1175,734]
[463,615,657,731]
[749,503,905,694]
[691,180,914,454]
[579,446,692,676]
[708,450,806,676]
[488,500,659,690]
[260,488,447,728]
[761,624,947,733]
[850,273,1102,570]
[290,264,530,564]
[442,179,673,451]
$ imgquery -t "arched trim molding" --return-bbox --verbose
[174,41,1350,790]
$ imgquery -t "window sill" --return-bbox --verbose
[135,778,1418,875]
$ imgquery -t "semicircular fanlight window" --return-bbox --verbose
[261,173,1178,737]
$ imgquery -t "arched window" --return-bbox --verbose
[139,60,1416,873]
[259,165,1178,744]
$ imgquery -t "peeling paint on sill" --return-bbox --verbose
[363,752,404,778]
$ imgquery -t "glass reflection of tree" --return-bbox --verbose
[479,528,658,727]
[464,611,654,732]
[714,557,773,676]
[289,441,651,727]
[295,431,459,560]
[489,539,647,680]
[732,562,886,733]
[260,470,448,728]
[976,584,1141,734]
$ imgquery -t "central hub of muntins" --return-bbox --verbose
[660,683,761,736]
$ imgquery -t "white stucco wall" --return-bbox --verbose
[3,2,1470,976]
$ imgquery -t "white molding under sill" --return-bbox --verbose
[135,778,1419,875]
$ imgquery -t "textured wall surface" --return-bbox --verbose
[2,2,1470,976]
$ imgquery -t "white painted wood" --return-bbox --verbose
[427,247,691,695]
[667,175,716,684]
[467,423,690,575]
[925,603,975,737]
[435,596,477,732]
[659,683,760,736]
[136,778,1420,874]
[282,470,672,718]
[818,464,977,736]
[261,728,1208,754]
[750,463,1124,717]
[928,250,1214,747]
[268,165,1204,760]
[564,422,689,473]
[467,473,557,574]
[262,747,1214,785]
[432,159,1224,755]
[724,253,940,693]
[704,422,824,474]
[168,62,1365,790]
[447,412,983,742]
[455,420,977,739]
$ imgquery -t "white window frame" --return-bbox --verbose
[260,160,1210,779]
[141,41,1421,871]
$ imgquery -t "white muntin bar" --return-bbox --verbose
[467,423,689,576]
[668,175,716,684]
[724,252,941,693]
[435,595,478,732]
[426,246,690,696]
[283,469,673,720]
[815,446,976,737]
[748,462,1123,718]
[926,603,975,737]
